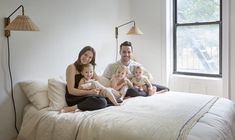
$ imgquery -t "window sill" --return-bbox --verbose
[171,73,222,81]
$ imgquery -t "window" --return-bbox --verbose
[173,0,222,77]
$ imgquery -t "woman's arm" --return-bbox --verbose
[66,64,99,96]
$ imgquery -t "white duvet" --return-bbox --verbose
[17,92,235,140]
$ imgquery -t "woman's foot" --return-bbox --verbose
[74,109,81,112]
[60,105,78,113]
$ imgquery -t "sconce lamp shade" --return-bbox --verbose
[127,25,143,35]
[5,15,39,31]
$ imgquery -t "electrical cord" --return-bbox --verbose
[7,37,19,134]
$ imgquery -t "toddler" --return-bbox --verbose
[131,65,156,96]
[110,65,133,100]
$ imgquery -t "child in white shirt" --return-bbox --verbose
[131,65,156,96]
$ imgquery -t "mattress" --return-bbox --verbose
[17,91,235,140]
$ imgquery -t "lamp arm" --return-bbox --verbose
[7,5,24,18]
[115,20,136,39]
[117,20,135,28]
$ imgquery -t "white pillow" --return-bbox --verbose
[48,78,67,111]
[19,80,49,110]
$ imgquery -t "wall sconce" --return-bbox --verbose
[115,20,143,60]
[4,5,39,133]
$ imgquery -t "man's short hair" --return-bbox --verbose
[120,41,133,51]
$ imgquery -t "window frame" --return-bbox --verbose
[173,0,222,77]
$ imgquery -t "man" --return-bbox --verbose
[103,41,169,97]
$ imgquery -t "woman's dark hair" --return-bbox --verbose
[120,41,133,51]
[74,46,96,72]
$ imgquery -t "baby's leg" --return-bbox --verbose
[148,86,157,96]
[109,88,123,103]
[100,88,120,106]
[109,88,122,98]
[92,81,106,89]
[119,85,128,100]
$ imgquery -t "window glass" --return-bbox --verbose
[176,25,219,74]
[177,0,220,23]
[174,0,221,77]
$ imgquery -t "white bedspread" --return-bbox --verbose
[17,92,235,140]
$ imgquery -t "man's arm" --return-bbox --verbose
[102,63,118,80]
[142,68,153,81]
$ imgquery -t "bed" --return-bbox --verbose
[16,78,235,140]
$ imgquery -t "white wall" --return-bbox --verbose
[129,0,164,85]
[230,0,235,101]
[0,0,132,139]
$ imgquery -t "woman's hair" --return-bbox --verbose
[74,46,96,72]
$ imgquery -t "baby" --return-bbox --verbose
[79,64,120,106]
[110,65,133,100]
[131,65,156,96]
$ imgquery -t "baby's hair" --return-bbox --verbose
[81,63,94,72]
[133,65,143,73]
[116,65,128,74]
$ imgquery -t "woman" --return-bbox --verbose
[61,46,107,112]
